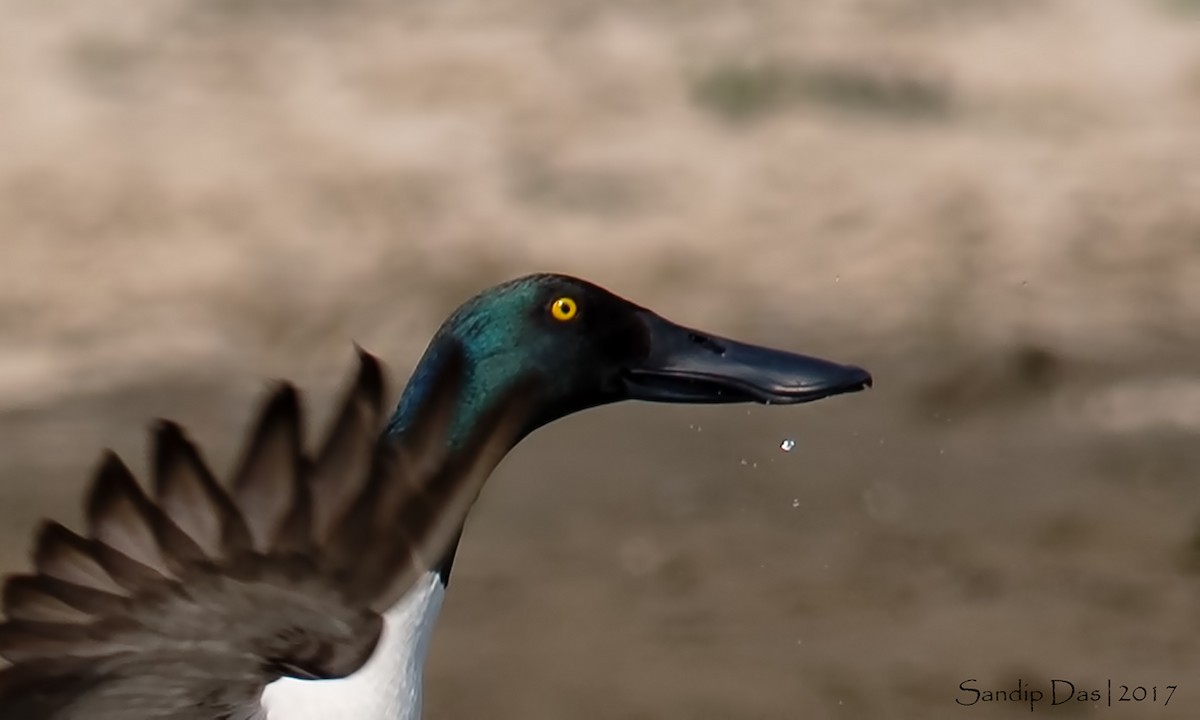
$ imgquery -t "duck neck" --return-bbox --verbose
[386,336,530,450]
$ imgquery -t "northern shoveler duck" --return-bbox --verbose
[0,274,871,719]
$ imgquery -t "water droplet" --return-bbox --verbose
[791,498,800,508]
[739,458,748,466]
[834,275,841,283]
[780,438,796,452]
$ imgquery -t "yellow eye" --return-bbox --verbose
[550,296,578,321]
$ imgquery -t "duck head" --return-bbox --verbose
[389,273,871,445]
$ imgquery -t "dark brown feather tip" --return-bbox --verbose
[353,346,386,419]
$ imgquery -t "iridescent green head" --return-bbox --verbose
[388,273,871,447]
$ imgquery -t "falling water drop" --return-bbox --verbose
[780,438,796,452]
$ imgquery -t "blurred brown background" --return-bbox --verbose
[3,0,1200,717]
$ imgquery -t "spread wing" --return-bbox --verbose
[0,343,532,720]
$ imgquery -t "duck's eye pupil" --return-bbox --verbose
[551,297,578,321]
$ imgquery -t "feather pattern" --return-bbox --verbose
[0,342,532,720]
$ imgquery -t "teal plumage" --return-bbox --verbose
[389,274,648,447]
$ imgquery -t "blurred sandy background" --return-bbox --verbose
[3,0,1200,717]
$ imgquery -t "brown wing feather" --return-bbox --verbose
[2,577,92,625]
[309,349,386,544]
[152,420,251,560]
[0,342,533,720]
[2,575,127,625]
[230,385,304,553]
[31,522,125,596]
[86,454,175,580]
